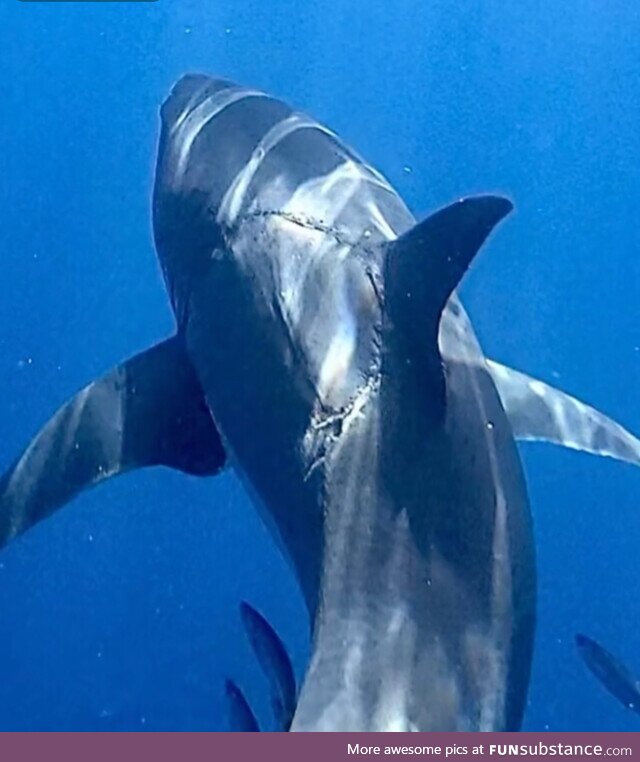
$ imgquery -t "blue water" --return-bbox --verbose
[0,0,639,732]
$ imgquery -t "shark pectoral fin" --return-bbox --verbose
[0,335,225,547]
[487,360,640,466]
[384,195,513,417]
[224,679,261,731]
[240,602,297,731]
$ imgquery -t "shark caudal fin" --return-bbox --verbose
[383,196,513,420]
[0,336,225,548]
[487,361,640,467]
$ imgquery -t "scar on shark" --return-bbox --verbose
[1,74,639,731]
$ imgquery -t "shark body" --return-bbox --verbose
[153,75,533,731]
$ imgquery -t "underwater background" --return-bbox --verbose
[0,0,638,732]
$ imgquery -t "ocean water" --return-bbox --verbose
[0,0,638,732]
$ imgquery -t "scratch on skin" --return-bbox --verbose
[302,372,381,482]
[216,205,385,483]
[244,209,359,248]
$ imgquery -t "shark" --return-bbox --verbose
[1,74,639,731]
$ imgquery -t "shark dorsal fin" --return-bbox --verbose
[383,195,513,419]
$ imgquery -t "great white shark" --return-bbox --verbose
[1,74,640,731]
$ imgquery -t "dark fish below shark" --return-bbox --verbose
[1,74,639,731]
[575,634,640,717]
[226,602,298,732]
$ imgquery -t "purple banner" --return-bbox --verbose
[0,732,637,762]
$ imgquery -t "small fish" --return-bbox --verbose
[575,634,640,715]
[225,679,260,732]
[226,602,297,732]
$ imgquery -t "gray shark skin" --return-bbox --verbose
[152,75,533,732]
[2,73,640,732]
[576,634,640,716]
